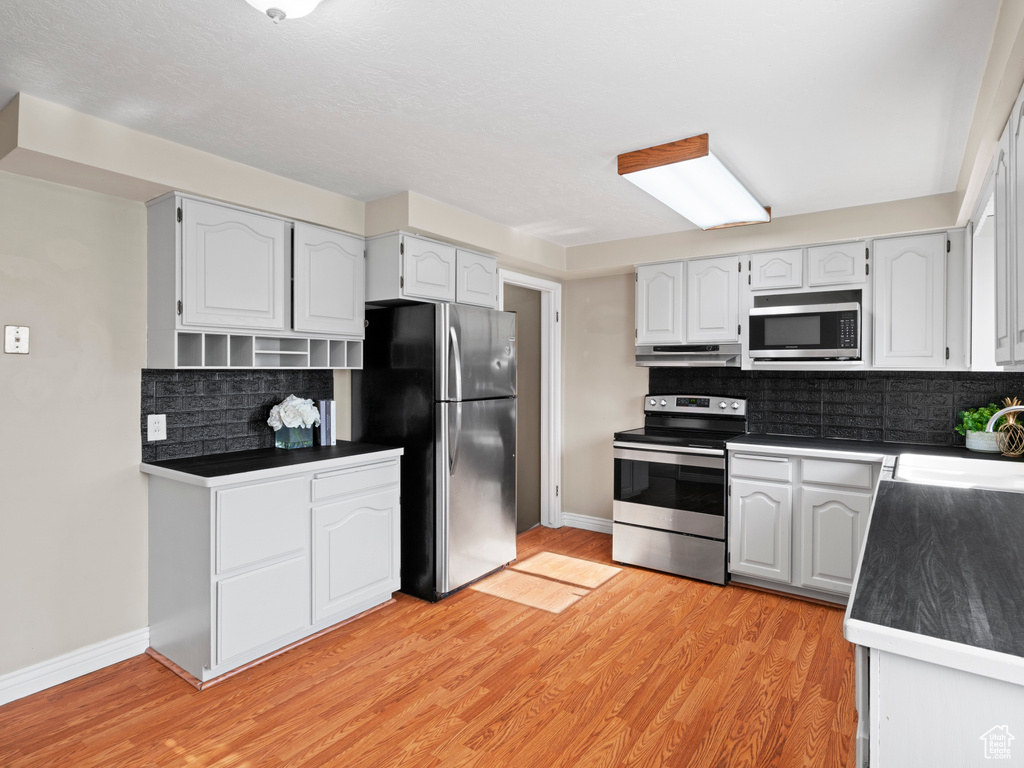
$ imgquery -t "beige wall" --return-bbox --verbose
[562,273,648,520]
[0,171,148,674]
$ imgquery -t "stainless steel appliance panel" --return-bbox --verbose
[613,500,725,540]
[437,397,517,594]
[438,304,517,402]
[612,522,726,584]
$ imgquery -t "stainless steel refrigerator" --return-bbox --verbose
[352,303,517,602]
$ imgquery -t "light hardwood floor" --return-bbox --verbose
[0,527,855,767]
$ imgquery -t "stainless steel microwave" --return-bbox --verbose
[748,301,860,360]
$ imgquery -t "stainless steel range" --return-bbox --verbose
[612,394,748,585]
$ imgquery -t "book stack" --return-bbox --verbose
[318,399,336,446]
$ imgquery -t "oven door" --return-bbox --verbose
[612,442,725,540]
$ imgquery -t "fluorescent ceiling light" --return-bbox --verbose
[618,134,770,230]
[244,0,324,21]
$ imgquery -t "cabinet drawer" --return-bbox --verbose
[312,459,400,502]
[216,477,307,574]
[802,459,873,489]
[730,453,793,482]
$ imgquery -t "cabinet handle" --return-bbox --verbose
[732,453,788,463]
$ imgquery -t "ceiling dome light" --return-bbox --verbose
[243,0,325,22]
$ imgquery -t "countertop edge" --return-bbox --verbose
[843,617,1024,687]
[140,447,404,488]
[726,439,890,462]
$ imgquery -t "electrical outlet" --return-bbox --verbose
[148,414,167,441]
[4,326,30,354]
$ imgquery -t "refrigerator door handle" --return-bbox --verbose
[449,325,464,402]
[449,401,462,475]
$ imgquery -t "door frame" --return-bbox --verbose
[498,270,563,529]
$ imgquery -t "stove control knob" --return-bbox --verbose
[659,399,667,407]
[718,401,727,410]
[649,398,657,406]
[731,402,740,410]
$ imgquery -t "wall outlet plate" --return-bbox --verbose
[148,414,167,441]
[4,326,29,354]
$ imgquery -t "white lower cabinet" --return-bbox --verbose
[147,451,401,682]
[729,447,880,602]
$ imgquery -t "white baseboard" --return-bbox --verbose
[0,628,150,707]
[561,512,613,535]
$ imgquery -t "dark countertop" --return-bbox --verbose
[849,480,1024,658]
[142,441,401,479]
[728,433,1024,462]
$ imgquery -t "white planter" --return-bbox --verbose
[965,430,1001,453]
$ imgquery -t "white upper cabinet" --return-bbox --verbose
[293,223,365,337]
[366,232,497,307]
[635,262,685,344]
[749,249,803,290]
[1013,91,1024,362]
[455,249,499,308]
[686,255,740,342]
[181,197,289,331]
[995,121,1013,365]
[873,233,947,368]
[807,242,866,286]
[403,235,457,302]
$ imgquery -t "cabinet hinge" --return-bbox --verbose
[947,239,951,253]
[737,324,741,335]
[635,273,638,283]
[176,300,182,316]
[865,246,869,259]
[556,310,560,322]
[556,485,559,497]
[400,241,405,256]
[946,347,950,360]
[176,206,182,223]
[400,276,404,289]
[738,261,742,272]
[635,328,638,339]
[866,264,870,276]
[747,275,751,285]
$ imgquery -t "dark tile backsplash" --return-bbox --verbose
[648,368,1024,447]
[141,370,334,462]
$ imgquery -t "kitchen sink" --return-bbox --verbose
[894,453,1024,492]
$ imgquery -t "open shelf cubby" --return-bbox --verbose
[151,331,363,369]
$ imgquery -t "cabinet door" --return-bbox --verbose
[729,478,792,583]
[873,233,946,368]
[749,249,803,290]
[807,242,866,286]
[312,489,401,623]
[995,121,1014,365]
[456,249,498,308]
[293,223,365,336]
[1013,93,1024,362]
[799,487,871,596]
[635,262,685,344]
[686,255,740,342]
[181,198,289,331]
[402,235,457,302]
[217,555,308,665]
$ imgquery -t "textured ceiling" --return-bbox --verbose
[0,0,1001,246]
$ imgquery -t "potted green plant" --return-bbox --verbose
[955,403,1006,452]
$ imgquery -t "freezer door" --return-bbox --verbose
[439,304,516,401]
[437,398,517,595]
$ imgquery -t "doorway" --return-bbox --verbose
[499,270,562,530]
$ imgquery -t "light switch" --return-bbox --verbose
[148,414,167,441]
[4,326,30,354]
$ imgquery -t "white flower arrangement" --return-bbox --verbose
[267,394,321,430]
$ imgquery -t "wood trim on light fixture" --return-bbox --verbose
[617,134,709,175]
[706,206,772,230]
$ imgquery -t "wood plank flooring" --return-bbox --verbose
[0,527,855,767]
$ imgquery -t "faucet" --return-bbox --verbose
[985,405,1024,431]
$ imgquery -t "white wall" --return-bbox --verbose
[0,171,148,675]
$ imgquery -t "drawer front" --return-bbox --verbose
[216,477,307,574]
[730,453,793,483]
[312,459,400,502]
[802,459,874,489]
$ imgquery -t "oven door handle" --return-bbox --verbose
[613,446,725,469]
[612,441,723,457]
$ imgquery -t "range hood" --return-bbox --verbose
[635,343,742,367]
